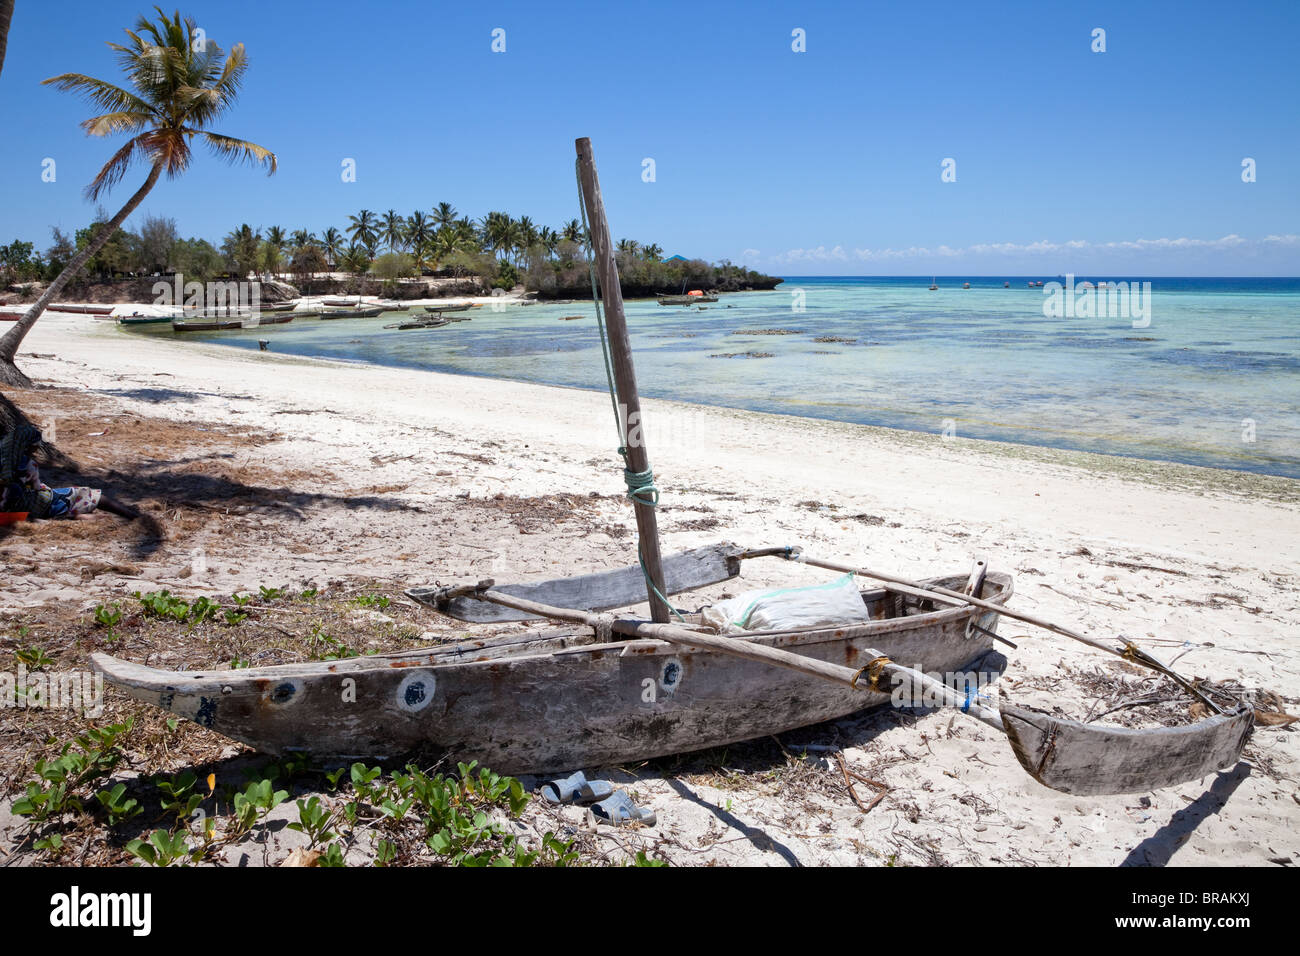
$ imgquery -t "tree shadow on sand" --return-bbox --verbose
[1,388,421,559]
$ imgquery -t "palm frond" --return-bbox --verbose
[42,73,154,117]
[200,132,276,174]
[85,135,140,200]
[81,110,154,137]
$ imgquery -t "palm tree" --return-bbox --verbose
[264,225,286,277]
[0,0,13,78]
[410,236,433,276]
[321,227,343,269]
[381,208,404,252]
[339,242,370,278]
[539,226,559,256]
[346,209,378,255]
[561,219,583,243]
[518,216,539,255]
[0,9,275,385]
[405,211,432,251]
[289,228,313,251]
[431,226,472,267]
[432,202,458,230]
[643,243,664,261]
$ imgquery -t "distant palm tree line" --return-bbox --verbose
[225,205,667,278]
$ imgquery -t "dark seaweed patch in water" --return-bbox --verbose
[1149,349,1300,373]
[462,336,589,357]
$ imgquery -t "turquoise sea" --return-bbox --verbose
[127,276,1300,479]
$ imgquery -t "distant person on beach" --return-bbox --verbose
[0,424,101,518]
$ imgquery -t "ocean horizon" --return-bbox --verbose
[126,275,1300,479]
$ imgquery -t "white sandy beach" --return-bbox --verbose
[2,310,1298,867]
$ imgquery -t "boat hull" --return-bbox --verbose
[93,574,1010,774]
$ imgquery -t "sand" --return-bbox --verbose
[2,309,1297,867]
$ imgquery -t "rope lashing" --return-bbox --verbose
[624,467,659,507]
[852,656,893,692]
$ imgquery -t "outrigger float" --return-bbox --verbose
[93,139,1254,796]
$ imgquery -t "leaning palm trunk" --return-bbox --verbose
[0,164,162,387]
[0,0,12,78]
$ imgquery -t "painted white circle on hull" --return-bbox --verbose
[396,671,437,713]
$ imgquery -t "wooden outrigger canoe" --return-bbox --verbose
[171,313,295,331]
[658,294,718,305]
[93,548,1012,773]
[321,307,386,319]
[92,137,1255,796]
[51,303,116,315]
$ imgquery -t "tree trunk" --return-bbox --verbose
[0,163,162,387]
[0,0,14,79]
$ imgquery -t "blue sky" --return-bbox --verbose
[1,0,1297,275]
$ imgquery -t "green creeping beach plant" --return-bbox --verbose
[156,770,204,826]
[135,590,226,626]
[231,778,289,834]
[287,796,337,847]
[92,602,123,628]
[125,829,198,867]
[136,590,190,622]
[94,782,142,825]
[188,596,220,624]
[13,719,135,823]
[15,645,54,669]
[33,832,66,858]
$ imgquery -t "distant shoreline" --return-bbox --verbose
[33,306,1299,491]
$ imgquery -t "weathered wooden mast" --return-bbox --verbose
[575,137,671,623]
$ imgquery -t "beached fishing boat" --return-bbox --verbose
[94,553,1016,773]
[321,307,386,319]
[95,138,1254,795]
[658,294,718,305]
[171,313,295,331]
[51,303,116,315]
[172,317,243,331]
[116,314,174,326]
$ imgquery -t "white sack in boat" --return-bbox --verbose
[702,573,873,633]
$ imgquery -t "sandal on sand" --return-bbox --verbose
[587,790,656,827]
[539,771,614,805]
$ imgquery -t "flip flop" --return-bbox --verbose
[539,771,614,805]
[587,790,656,827]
